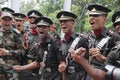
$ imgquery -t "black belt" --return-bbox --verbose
[45,67,58,72]
[67,66,84,73]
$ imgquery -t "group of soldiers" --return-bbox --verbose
[0,3,120,80]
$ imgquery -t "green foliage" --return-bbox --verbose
[19,0,120,34]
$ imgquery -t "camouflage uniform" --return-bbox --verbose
[0,28,24,80]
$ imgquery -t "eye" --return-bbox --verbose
[60,20,70,23]
[37,25,48,29]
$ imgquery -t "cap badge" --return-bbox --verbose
[40,20,44,23]
[61,14,64,18]
[19,15,21,18]
[32,12,35,15]
[91,8,96,11]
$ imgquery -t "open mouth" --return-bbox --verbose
[39,32,44,34]
[17,25,21,27]
[62,26,66,29]
[5,24,9,26]
[90,22,95,25]
[90,22,94,25]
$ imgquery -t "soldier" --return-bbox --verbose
[112,11,120,36]
[57,11,90,80]
[23,10,43,50]
[69,10,120,80]
[21,10,43,80]
[13,16,63,80]
[87,4,120,69]
[0,11,24,80]
[70,42,120,80]
[13,13,27,35]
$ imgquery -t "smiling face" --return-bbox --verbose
[59,20,75,34]
[89,14,107,30]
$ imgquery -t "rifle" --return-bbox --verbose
[0,62,36,76]
[39,51,48,75]
[62,36,81,80]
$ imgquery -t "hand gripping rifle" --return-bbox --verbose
[0,62,36,76]
[89,36,111,63]
[66,36,81,68]
[39,51,48,75]
[62,36,81,80]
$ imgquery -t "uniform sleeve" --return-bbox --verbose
[105,47,120,66]
[35,48,44,62]
[9,32,26,57]
[77,36,89,59]
[101,46,120,71]
[52,39,64,62]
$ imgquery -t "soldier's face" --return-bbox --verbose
[114,22,120,35]
[29,17,36,24]
[37,25,49,39]
[29,24,37,33]
[59,20,75,34]
[89,14,106,30]
[1,17,13,30]
[14,20,24,31]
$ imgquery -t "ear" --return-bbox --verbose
[47,27,50,31]
[103,16,107,22]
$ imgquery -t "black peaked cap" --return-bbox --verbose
[34,16,53,26]
[27,10,42,17]
[56,11,77,20]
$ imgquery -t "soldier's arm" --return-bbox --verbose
[13,61,40,71]
[71,48,106,80]
[9,32,25,57]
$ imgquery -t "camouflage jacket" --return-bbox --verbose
[0,28,25,66]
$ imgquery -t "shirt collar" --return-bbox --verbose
[62,31,77,41]
[92,27,108,38]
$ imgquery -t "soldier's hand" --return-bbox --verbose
[70,47,86,63]
[89,48,106,62]
[40,62,45,68]
[13,65,23,72]
[89,48,101,58]
[58,62,66,73]
[0,48,9,56]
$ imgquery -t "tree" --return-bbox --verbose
[20,0,120,33]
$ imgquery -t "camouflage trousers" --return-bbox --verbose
[0,69,19,80]
[19,70,40,80]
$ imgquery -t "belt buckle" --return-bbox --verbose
[68,67,75,73]
[46,68,51,72]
